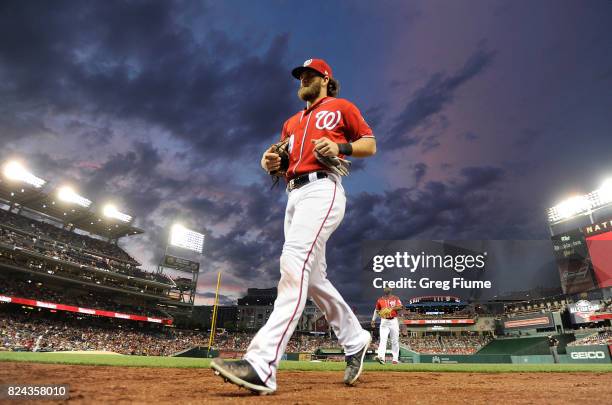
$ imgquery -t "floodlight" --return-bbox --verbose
[2,161,46,188]
[57,186,92,208]
[549,178,612,223]
[591,178,612,206]
[549,195,591,222]
[103,204,132,223]
[170,223,204,253]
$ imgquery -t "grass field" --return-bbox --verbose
[1,352,612,372]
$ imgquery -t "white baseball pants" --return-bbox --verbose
[244,176,369,390]
[377,317,400,362]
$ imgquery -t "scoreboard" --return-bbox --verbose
[551,217,612,294]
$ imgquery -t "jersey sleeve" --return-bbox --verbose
[342,101,374,142]
[280,120,290,142]
[375,299,382,310]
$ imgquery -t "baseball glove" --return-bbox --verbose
[268,139,290,187]
[314,150,351,176]
[378,307,393,318]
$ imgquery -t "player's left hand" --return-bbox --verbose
[312,137,339,157]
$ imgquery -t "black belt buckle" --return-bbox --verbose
[287,172,327,192]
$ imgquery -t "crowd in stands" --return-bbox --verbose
[568,328,612,346]
[0,223,173,286]
[0,209,139,266]
[1,300,498,356]
[0,209,136,263]
[211,332,341,353]
[0,248,170,297]
[1,311,201,355]
[600,299,612,312]
[0,309,347,355]
[402,335,491,354]
[0,277,167,318]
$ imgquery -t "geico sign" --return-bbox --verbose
[570,351,606,359]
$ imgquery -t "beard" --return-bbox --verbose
[298,79,322,102]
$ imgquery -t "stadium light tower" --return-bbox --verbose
[57,186,92,208]
[2,160,46,188]
[158,223,205,306]
[548,195,592,223]
[103,203,132,223]
[593,178,612,206]
[169,223,205,254]
[547,178,612,235]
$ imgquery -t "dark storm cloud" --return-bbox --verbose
[414,162,427,184]
[322,165,506,312]
[203,184,286,284]
[458,166,504,193]
[385,48,496,148]
[421,134,441,153]
[76,141,166,217]
[363,104,386,131]
[349,159,367,173]
[182,197,244,225]
[0,1,296,159]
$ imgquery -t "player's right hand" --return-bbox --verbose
[261,147,281,172]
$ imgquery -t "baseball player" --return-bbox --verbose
[371,288,402,364]
[211,58,377,394]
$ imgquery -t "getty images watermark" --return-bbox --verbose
[361,240,559,298]
[369,249,491,291]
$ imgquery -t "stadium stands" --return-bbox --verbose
[0,221,172,286]
[212,332,341,353]
[568,328,612,346]
[0,307,348,355]
[0,248,172,298]
[1,309,202,355]
[0,208,137,265]
[401,335,491,355]
[0,278,166,318]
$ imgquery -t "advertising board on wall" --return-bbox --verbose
[565,345,611,364]
[502,312,554,330]
[568,300,602,324]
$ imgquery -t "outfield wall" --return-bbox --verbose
[409,336,611,364]
[174,341,611,364]
[565,345,611,364]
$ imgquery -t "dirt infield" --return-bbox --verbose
[2,362,611,404]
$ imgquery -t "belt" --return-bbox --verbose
[287,171,328,192]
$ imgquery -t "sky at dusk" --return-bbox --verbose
[1,0,611,313]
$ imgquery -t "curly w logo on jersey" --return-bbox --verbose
[315,110,341,130]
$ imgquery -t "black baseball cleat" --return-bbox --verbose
[374,356,385,365]
[344,332,371,386]
[210,358,275,395]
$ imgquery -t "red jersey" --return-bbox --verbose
[280,97,374,179]
[375,295,402,319]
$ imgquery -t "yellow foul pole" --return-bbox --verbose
[207,272,222,354]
